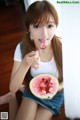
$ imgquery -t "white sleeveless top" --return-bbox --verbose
[14,43,59,78]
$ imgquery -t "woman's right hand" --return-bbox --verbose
[9,51,40,93]
[23,50,40,69]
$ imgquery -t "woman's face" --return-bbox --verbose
[29,16,56,50]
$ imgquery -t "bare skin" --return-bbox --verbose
[0,85,25,120]
[15,98,53,120]
[35,105,53,120]
[0,92,18,120]
[15,98,38,120]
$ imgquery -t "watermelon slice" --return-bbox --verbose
[29,74,59,99]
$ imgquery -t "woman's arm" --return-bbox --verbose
[9,51,40,93]
[9,60,30,93]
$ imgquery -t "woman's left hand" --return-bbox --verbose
[58,82,63,91]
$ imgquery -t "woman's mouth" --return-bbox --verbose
[39,39,47,49]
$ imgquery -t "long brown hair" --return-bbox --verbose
[21,1,63,83]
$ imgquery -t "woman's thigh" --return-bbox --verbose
[35,105,53,120]
[15,98,38,120]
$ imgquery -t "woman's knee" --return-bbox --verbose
[15,98,38,120]
[35,105,53,120]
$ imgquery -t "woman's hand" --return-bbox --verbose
[58,82,63,92]
[23,50,40,70]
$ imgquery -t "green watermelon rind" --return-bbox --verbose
[29,74,59,99]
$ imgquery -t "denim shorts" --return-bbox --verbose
[22,89,64,115]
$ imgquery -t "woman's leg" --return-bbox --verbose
[9,93,19,120]
[15,98,38,120]
[0,92,12,105]
[0,84,25,120]
[0,84,25,105]
[35,105,53,120]
[0,92,19,120]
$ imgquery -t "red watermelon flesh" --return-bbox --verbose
[29,74,59,99]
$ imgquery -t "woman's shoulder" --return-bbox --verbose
[15,42,22,54]
[16,41,23,49]
[14,42,22,62]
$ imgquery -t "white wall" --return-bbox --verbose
[61,4,80,119]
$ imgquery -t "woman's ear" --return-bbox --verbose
[30,33,34,41]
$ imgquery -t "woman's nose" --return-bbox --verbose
[41,27,48,39]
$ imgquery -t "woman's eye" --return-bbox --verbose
[48,24,54,28]
[33,24,40,28]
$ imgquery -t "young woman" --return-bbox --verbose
[0,1,63,120]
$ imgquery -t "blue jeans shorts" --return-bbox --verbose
[22,89,64,115]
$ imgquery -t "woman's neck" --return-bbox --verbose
[38,46,53,62]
